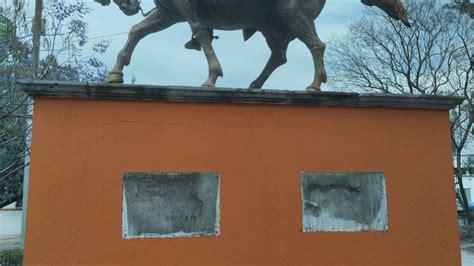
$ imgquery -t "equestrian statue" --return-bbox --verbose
[95,0,410,91]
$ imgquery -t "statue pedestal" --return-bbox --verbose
[19,80,462,264]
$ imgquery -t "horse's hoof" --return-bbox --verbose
[105,72,124,84]
[202,77,218,88]
[306,86,321,92]
[201,83,216,89]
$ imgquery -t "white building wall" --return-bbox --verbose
[0,210,22,236]
[462,176,474,203]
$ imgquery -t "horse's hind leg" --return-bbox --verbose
[293,20,327,91]
[249,31,293,89]
[280,14,327,91]
[107,9,179,83]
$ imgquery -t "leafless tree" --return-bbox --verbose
[446,0,474,18]
[327,0,473,222]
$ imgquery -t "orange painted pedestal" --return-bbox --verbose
[20,81,462,265]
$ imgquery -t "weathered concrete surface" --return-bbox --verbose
[301,172,387,232]
[123,172,220,239]
[17,80,463,110]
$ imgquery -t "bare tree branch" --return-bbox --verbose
[327,0,474,223]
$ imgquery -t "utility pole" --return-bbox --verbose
[32,0,43,78]
[22,0,43,250]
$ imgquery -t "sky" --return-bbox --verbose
[84,0,365,90]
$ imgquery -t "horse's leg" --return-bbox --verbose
[295,21,327,92]
[173,1,223,87]
[193,28,223,87]
[107,10,179,83]
[281,16,327,91]
[249,31,293,89]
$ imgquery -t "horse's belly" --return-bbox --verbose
[202,17,262,31]
[197,0,276,30]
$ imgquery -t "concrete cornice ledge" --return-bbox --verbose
[18,80,463,110]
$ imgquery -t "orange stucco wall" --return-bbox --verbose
[24,98,460,265]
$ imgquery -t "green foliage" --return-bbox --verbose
[0,80,27,208]
[0,0,109,208]
[0,248,23,266]
[0,1,31,208]
[0,16,6,40]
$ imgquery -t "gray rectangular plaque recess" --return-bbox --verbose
[122,172,220,239]
[301,172,388,232]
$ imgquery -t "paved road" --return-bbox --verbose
[462,239,474,266]
[462,248,474,265]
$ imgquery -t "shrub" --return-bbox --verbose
[0,248,23,266]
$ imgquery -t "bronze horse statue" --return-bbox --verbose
[96,0,410,91]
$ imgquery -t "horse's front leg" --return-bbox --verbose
[193,28,223,87]
[107,9,180,83]
[173,1,223,87]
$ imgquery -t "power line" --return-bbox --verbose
[32,0,43,78]
[87,32,129,41]
[40,31,129,48]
